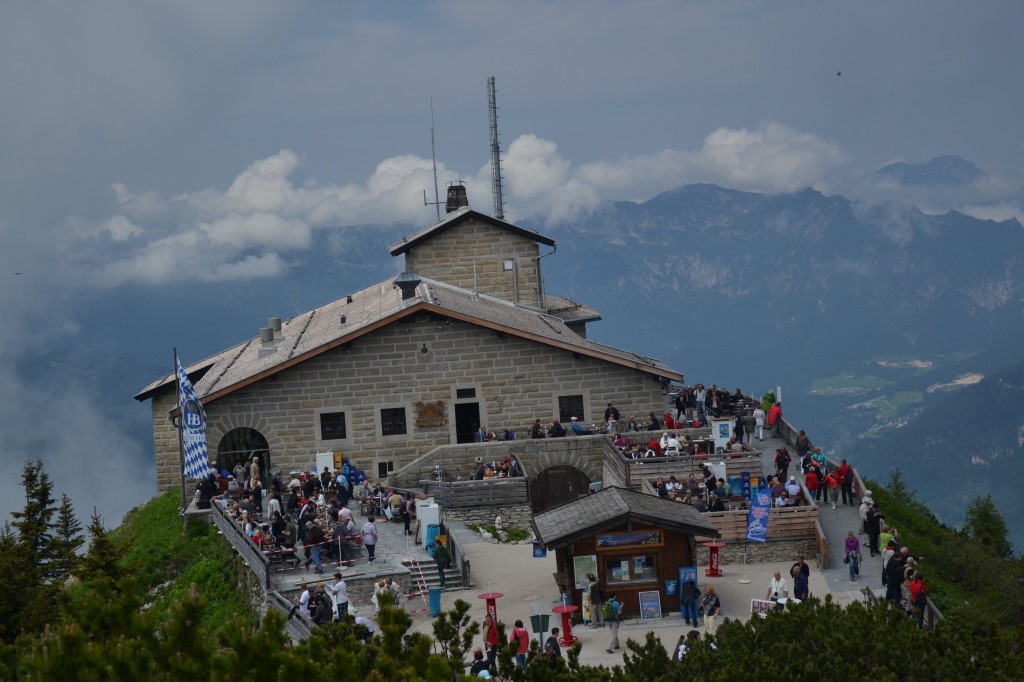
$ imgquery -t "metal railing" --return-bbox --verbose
[210,502,271,589]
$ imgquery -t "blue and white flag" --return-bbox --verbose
[176,358,210,479]
[745,488,772,543]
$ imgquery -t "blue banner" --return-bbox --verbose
[177,358,210,480]
[745,488,772,543]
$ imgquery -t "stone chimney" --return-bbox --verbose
[445,183,469,213]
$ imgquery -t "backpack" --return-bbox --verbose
[601,600,615,621]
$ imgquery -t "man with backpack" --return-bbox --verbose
[604,593,622,654]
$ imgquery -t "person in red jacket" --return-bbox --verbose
[824,468,841,509]
[836,459,854,506]
[510,619,530,669]
[909,572,929,629]
[767,402,782,437]
[482,613,499,670]
[804,468,819,503]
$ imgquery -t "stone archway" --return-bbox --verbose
[215,427,270,482]
[530,465,591,514]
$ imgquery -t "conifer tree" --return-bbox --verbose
[10,459,57,574]
[49,493,84,581]
[75,508,127,583]
[964,494,1012,559]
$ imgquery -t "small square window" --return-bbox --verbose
[381,407,408,436]
[503,258,515,271]
[377,461,394,478]
[319,412,347,440]
[558,395,585,424]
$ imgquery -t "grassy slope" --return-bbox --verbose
[109,487,256,629]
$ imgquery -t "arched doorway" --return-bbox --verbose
[530,465,591,514]
[216,428,270,483]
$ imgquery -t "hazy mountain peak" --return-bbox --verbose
[877,155,983,187]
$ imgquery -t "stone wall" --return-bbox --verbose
[695,538,817,566]
[154,316,665,492]
[392,434,611,488]
[444,504,534,531]
[403,217,543,306]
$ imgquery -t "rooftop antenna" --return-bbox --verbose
[487,76,506,220]
[423,97,443,221]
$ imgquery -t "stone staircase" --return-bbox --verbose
[401,557,470,591]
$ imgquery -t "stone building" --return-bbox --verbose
[136,189,682,492]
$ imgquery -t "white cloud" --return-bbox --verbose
[699,123,846,193]
[71,122,852,284]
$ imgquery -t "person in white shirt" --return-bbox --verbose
[753,407,766,441]
[785,476,801,498]
[353,615,376,641]
[331,572,349,619]
[767,570,788,601]
[298,584,313,618]
[665,433,682,455]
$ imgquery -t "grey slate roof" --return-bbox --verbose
[532,486,720,549]
[136,273,681,404]
[388,207,556,256]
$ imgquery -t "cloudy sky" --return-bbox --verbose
[1,1,1021,527]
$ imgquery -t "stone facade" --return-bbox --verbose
[391,434,612,487]
[695,538,817,566]
[155,315,664,492]
[444,504,534,530]
[402,217,543,307]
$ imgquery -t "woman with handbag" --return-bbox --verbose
[844,530,862,582]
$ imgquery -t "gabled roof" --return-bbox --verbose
[389,207,556,256]
[136,274,682,406]
[532,486,720,549]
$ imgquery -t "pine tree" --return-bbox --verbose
[964,494,1012,559]
[76,509,128,583]
[49,493,84,582]
[10,459,57,574]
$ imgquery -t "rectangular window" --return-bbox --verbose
[380,407,408,436]
[456,387,476,399]
[558,395,585,424]
[319,412,347,440]
[377,461,394,479]
[605,555,657,584]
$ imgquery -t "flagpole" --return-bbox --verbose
[174,347,187,513]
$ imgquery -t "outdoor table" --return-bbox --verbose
[551,604,578,646]
[702,541,726,577]
[478,592,504,623]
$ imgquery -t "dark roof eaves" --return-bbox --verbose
[389,209,556,256]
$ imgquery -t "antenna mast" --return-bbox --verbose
[423,97,443,221]
[487,76,506,220]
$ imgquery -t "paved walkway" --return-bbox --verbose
[750,432,883,606]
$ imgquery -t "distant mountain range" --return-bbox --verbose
[877,155,984,186]
[23,165,1024,547]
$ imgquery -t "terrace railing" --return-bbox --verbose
[211,502,270,589]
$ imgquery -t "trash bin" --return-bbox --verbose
[426,524,441,556]
[664,579,678,596]
[428,586,442,617]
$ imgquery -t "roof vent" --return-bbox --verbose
[395,272,422,301]
[258,327,276,358]
[268,317,283,341]
[445,182,469,213]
